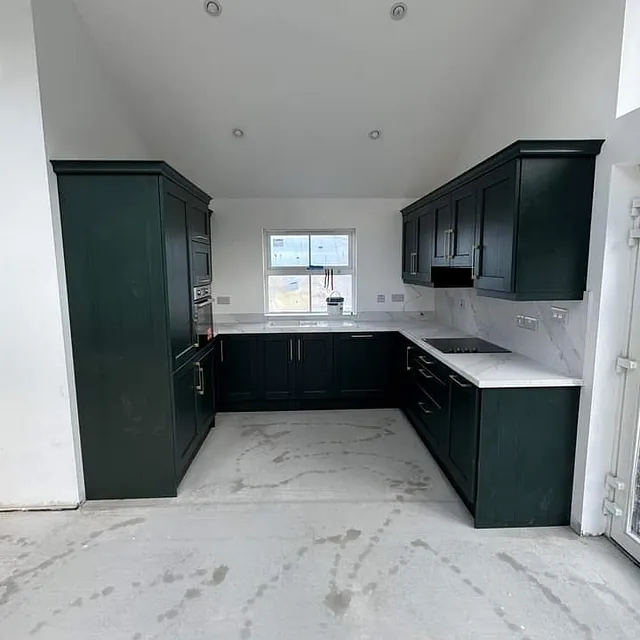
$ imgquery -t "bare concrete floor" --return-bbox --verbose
[1,409,639,639]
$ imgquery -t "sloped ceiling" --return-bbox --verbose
[72,0,533,198]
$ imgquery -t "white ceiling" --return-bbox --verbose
[72,0,534,198]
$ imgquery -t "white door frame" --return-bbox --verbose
[609,204,640,560]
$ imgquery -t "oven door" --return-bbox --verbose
[194,298,214,347]
[191,241,212,287]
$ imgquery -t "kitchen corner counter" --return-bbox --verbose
[216,318,583,389]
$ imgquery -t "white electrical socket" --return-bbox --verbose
[551,306,568,325]
[517,314,538,331]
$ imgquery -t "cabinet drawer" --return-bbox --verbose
[409,350,449,407]
[411,383,449,452]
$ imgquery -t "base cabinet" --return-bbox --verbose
[217,333,393,410]
[295,334,335,399]
[399,336,579,528]
[334,333,392,399]
[218,335,262,406]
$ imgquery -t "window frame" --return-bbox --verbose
[263,229,357,316]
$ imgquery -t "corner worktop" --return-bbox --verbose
[216,318,583,389]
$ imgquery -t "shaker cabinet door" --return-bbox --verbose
[450,186,476,268]
[474,163,517,293]
[447,374,480,504]
[163,182,196,370]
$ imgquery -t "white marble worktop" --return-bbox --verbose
[216,317,583,389]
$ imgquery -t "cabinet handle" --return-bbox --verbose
[297,339,301,361]
[418,402,433,416]
[450,229,456,259]
[220,340,224,363]
[406,346,413,371]
[194,234,208,242]
[449,374,472,388]
[417,355,434,366]
[472,244,480,280]
[192,316,199,348]
[418,368,434,381]
[194,363,205,396]
[351,334,374,339]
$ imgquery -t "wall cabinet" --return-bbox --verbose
[402,213,419,282]
[398,336,579,528]
[401,140,604,300]
[53,161,214,500]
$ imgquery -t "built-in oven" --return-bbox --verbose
[193,285,215,348]
[191,241,212,287]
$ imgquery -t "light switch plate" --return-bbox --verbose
[391,293,405,303]
[377,294,386,304]
[216,296,231,305]
[516,314,526,328]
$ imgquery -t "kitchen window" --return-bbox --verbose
[264,230,355,315]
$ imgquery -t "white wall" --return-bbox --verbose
[31,0,150,160]
[0,0,151,509]
[0,0,81,508]
[211,199,435,315]
[446,0,628,534]
[453,0,623,174]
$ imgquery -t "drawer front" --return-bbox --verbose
[411,382,449,452]
[409,350,449,408]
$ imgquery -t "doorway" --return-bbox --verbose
[610,187,640,561]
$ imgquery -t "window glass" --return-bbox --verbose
[310,234,349,267]
[311,274,353,313]
[270,235,309,268]
[267,275,310,313]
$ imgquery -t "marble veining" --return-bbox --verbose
[217,316,583,388]
[434,289,587,378]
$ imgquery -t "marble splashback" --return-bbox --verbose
[215,311,434,324]
[434,289,587,377]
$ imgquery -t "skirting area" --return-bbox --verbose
[0,410,639,639]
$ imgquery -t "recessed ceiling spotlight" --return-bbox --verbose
[369,130,382,140]
[390,3,407,20]
[232,128,245,138]
[204,1,222,16]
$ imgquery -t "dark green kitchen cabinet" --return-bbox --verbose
[295,334,335,399]
[416,209,434,284]
[473,163,516,292]
[334,333,392,399]
[218,335,262,406]
[189,199,211,244]
[53,161,213,500]
[402,212,419,282]
[450,185,476,268]
[446,373,480,504]
[173,362,200,477]
[262,334,296,401]
[401,140,604,300]
[432,196,453,267]
[398,343,580,528]
[195,346,216,435]
[164,181,198,369]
